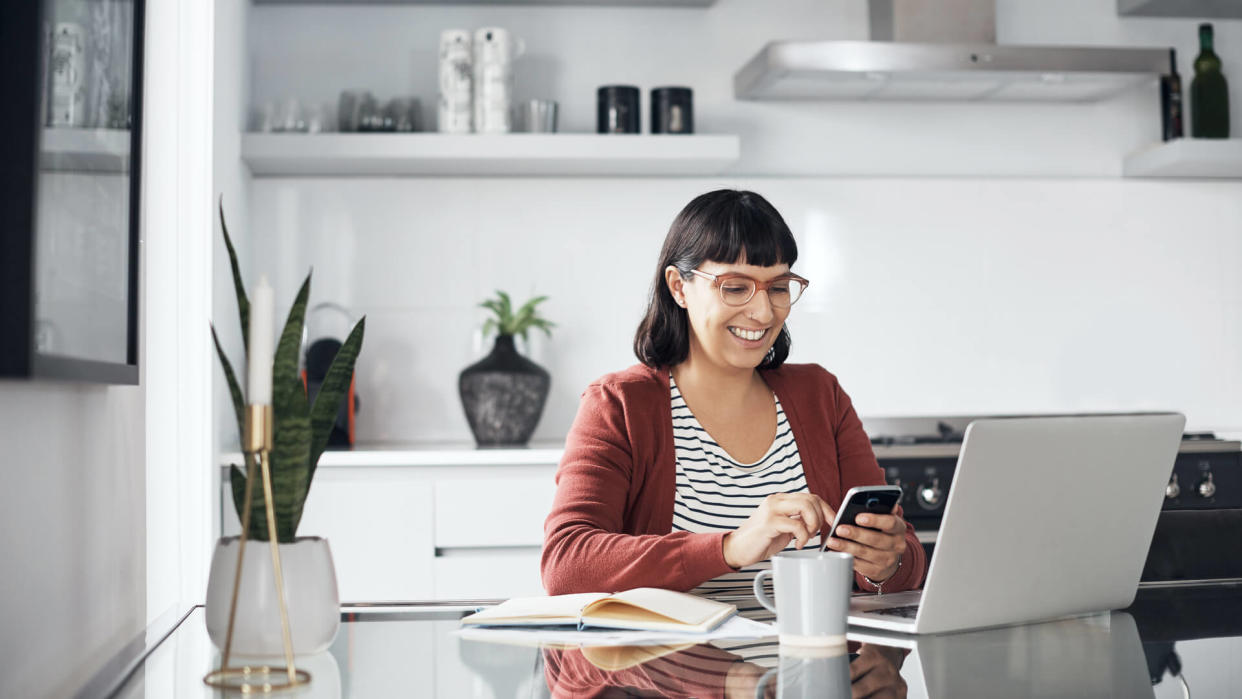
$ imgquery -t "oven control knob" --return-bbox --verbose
[918,479,942,509]
[1197,473,1216,499]
[1165,474,1180,500]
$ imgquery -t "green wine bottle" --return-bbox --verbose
[1190,23,1230,139]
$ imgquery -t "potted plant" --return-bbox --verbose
[205,204,365,656]
[459,291,554,446]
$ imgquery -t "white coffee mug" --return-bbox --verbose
[754,550,853,646]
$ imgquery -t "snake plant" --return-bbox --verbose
[211,202,365,543]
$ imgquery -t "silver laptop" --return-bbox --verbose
[849,413,1185,634]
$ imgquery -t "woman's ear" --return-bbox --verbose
[664,266,686,307]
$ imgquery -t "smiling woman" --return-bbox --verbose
[541,189,926,612]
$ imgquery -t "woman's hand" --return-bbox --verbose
[850,644,908,698]
[825,512,906,584]
[722,493,835,569]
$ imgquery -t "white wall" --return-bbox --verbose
[0,0,216,695]
[241,0,1242,448]
[0,383,145,697]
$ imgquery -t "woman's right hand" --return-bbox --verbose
[722,493,836,569]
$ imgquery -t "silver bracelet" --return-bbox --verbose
[864,556,901,596]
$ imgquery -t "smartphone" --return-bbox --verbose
[822,485,903,550]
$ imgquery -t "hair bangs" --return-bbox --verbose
[692,192,798,269]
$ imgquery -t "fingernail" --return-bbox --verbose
[858,515,870,525]
[837,526,851,536]
[826,538,841,549]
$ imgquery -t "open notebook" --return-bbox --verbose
[460,588,736,633]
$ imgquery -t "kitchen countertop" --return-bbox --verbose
[222,435,1240,468]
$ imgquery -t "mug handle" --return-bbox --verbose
[753,569,777,615]
[754,666,778,699]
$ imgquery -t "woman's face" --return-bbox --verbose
[665,257,792,374]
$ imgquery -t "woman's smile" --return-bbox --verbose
[727,325,769,346]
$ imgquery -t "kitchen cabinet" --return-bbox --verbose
[220,448,559,601]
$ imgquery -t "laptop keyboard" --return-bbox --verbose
[872,604,920,619]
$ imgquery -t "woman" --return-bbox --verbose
[542,189,925,601]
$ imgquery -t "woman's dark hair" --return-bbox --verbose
[633,189,798,369]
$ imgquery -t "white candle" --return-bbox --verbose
[247,276,274,406]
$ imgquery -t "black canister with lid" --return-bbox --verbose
[597,85,640,134]
[651,87,693,134]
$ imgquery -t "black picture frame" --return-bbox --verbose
[0,0,144,384]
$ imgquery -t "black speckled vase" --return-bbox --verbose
[458,334,550,446]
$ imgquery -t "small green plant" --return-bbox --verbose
[480,290,555,342]
[211,201,365,543]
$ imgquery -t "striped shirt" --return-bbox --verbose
[669,374,816,665]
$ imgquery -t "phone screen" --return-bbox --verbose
[828,487,902,541]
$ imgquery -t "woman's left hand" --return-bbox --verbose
[824,513,906,584]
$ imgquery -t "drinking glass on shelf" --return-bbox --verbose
[357,93,385,131]
[514,99,557,133]
[386,97,422,132]
[251,101,276,132]
[273,97,307,132]
[338,89,373,132]
[306,101,336,133]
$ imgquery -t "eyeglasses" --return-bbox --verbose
[687,269,809,308]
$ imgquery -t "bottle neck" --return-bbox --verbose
[1200,27,1214,52]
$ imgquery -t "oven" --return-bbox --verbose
[865,416,1242,586]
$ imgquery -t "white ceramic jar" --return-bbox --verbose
[472,27,525,134]
[205,536,341,657]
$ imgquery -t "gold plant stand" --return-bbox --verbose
[204,404,311,693]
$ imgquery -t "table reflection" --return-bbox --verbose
[537,640,906,698]
[106,587,1242,698]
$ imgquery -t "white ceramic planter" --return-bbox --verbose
[205,536,341,657]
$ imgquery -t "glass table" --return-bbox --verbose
[100,583,1242,698]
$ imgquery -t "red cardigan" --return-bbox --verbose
[541,363,926,595]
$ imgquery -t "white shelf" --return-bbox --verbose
[255,0,714,5]
[40,127,131,174]
[1123,138,1242,178]
[1118,0,1242,18]
[241,132,739,176]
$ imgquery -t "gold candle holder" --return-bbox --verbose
[204,404,311,693]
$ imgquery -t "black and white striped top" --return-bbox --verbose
[669,373,818,658]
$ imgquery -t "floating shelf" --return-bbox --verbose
[241,132,740,176]
[254,0,714,5]
[40,127,131,174]
[1123,138,1242,178]
[1118,0,1242,19]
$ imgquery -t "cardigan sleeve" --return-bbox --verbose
[829,377,927,594]
[541,382,733,595]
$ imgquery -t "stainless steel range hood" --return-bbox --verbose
[734,0,1171,102]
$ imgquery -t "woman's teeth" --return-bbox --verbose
[729,327,766,341]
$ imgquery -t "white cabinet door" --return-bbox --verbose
[296,471,435,602]
[433,473,554,599]
[434,549,545,599]
[434,476,555,549]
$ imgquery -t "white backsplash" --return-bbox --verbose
[248,176,1242,443]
